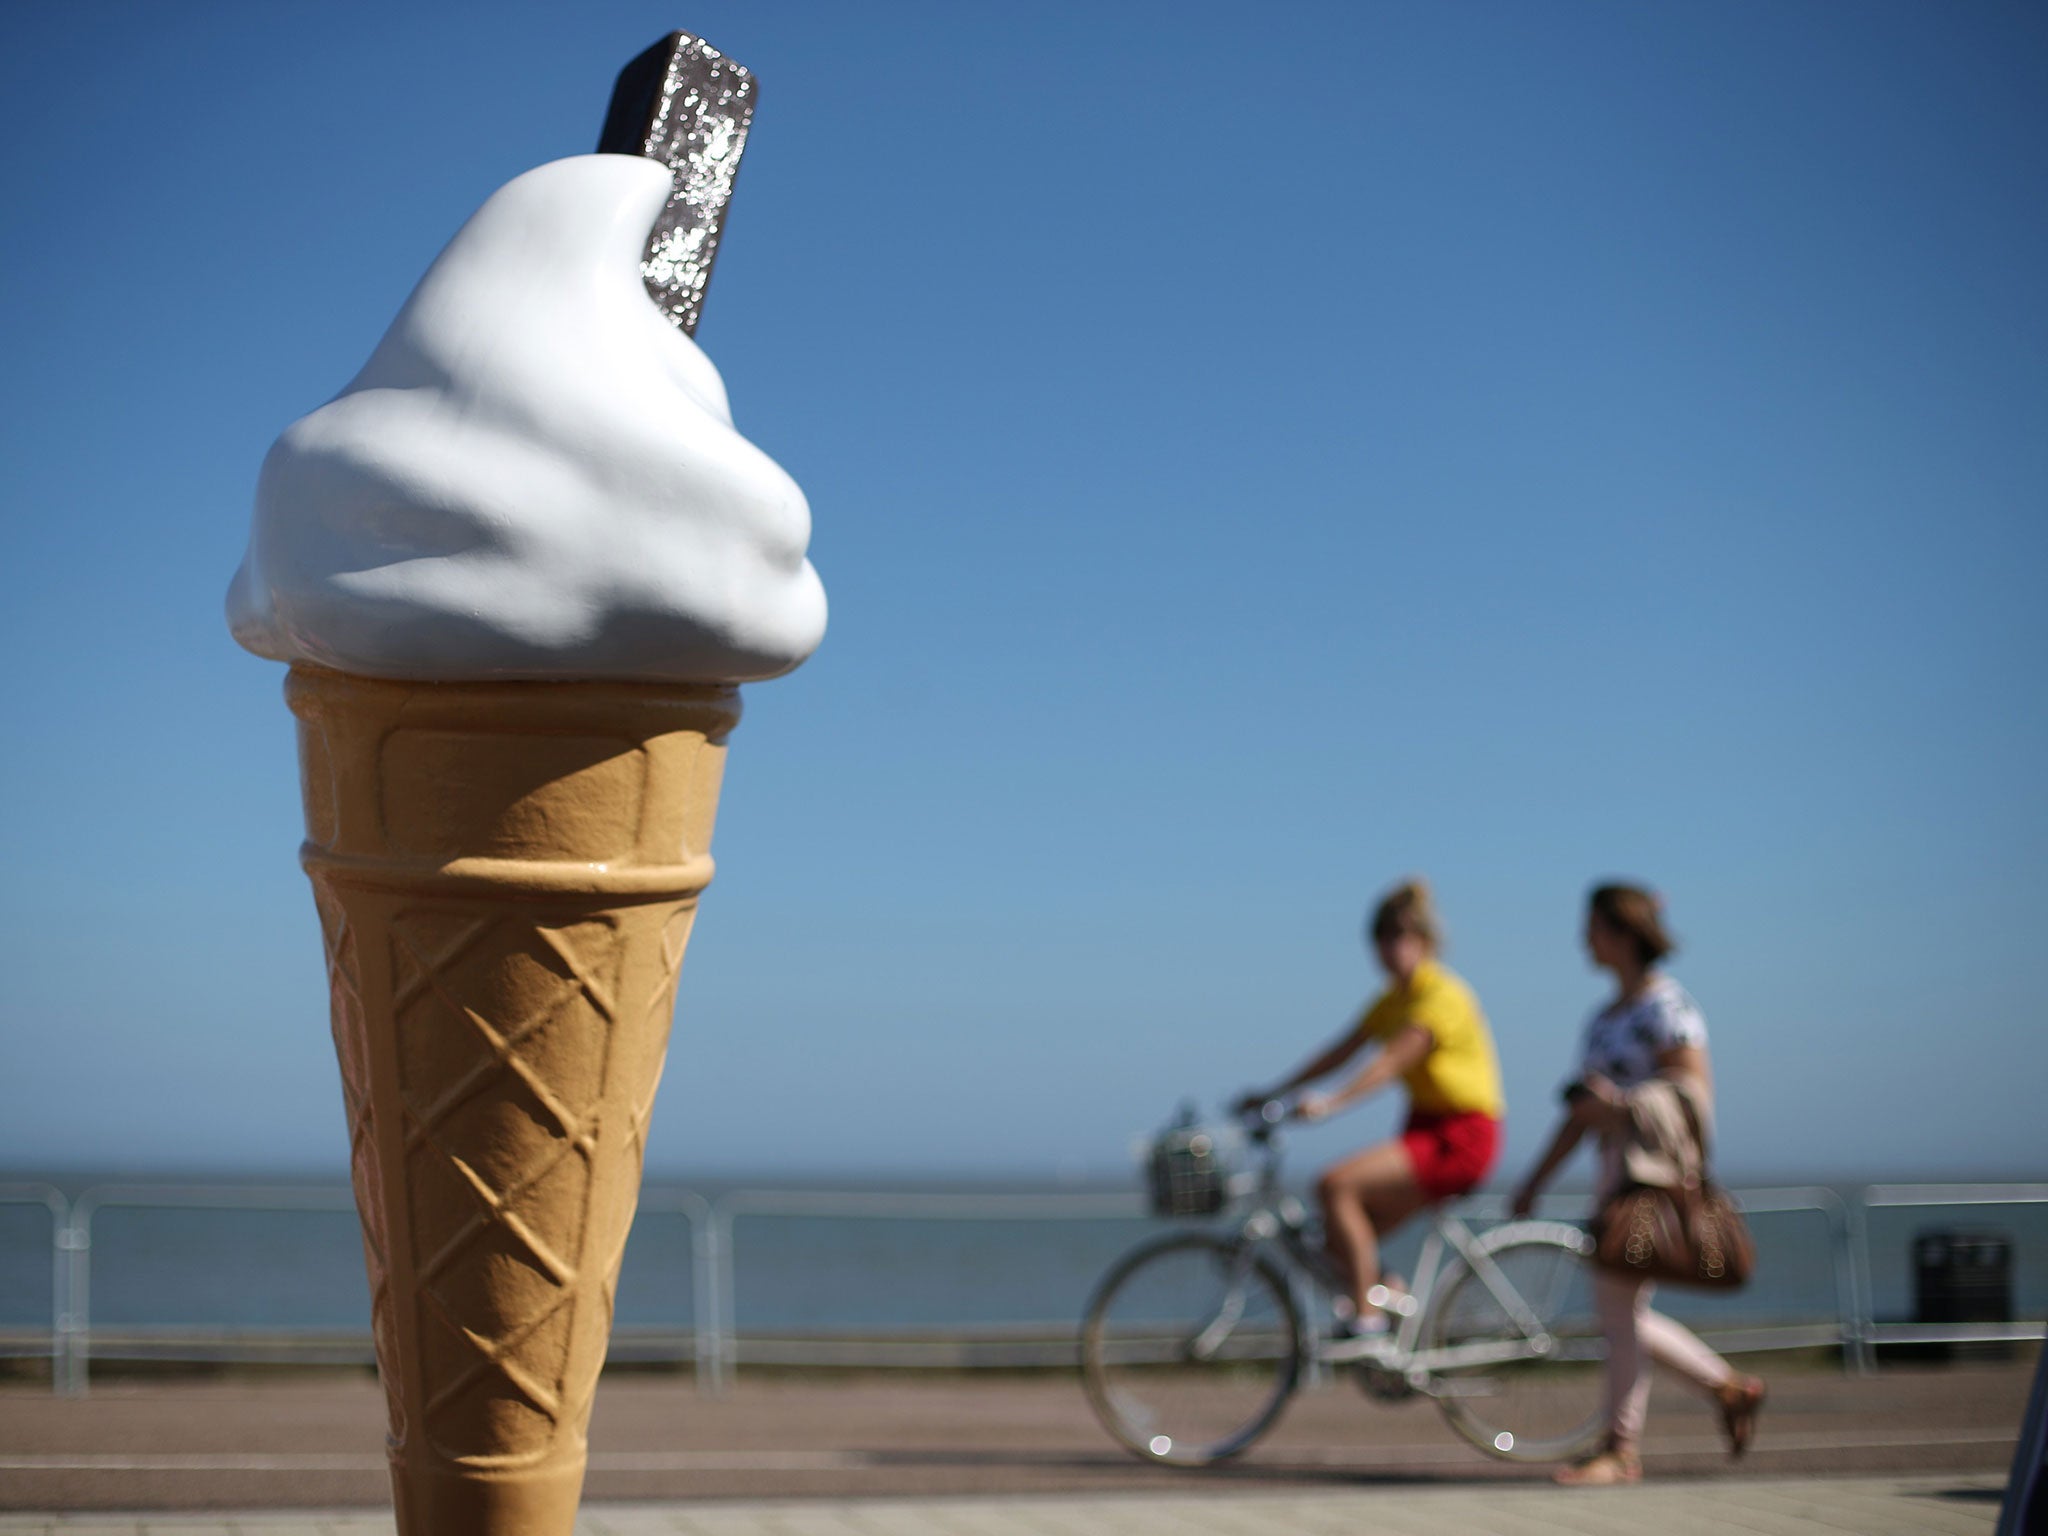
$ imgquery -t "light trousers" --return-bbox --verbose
[1594,1268,1736,1447]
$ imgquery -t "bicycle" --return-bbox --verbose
[1080,1099,1607,1468]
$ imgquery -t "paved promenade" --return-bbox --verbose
[0,1359,2029,1528]
[0,1475,2014,1534]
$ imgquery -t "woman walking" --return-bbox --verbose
[1511,883,1765,1483]
[1241,879,1504,1332]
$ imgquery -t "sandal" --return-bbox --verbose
[1553,1445,1641,1486]
[1719,1375,1766,1458]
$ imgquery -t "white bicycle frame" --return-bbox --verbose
[1243,1196,1596,1392]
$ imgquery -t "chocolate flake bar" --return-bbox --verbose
[597,31,757,336]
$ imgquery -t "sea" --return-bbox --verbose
[1,1173,2041,1351]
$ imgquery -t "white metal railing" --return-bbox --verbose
[1739,1187,1870,1372]
[59,1183,360,1395]
[635,1186,713,1383]
[701,1188,1147,1393]
[1855,1184,2048,1366]
[20,1179,2041,1394]
[0,1183,67,1381]
[48,1182,712,1397]
[701,1185,1871,1387]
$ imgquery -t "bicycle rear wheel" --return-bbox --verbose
[1081,1233,1302,1466]
[1421,1223,1606,1463]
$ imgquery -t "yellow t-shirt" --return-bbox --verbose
[1356,959,1504,1119]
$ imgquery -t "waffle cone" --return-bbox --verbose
[287,665,740,1535]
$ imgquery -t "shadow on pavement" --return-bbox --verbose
[855,1448,1511,1488]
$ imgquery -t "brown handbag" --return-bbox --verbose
[1589,1092,1755,1289]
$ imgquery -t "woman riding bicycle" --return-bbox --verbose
[1239,879,1504,1331]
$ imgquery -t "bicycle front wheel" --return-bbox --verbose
[1081,1233,1302,1466]
[1422,1222,1606,1464]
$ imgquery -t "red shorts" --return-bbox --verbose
[1401,1110,1501,1201]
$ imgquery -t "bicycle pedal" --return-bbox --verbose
[1366,1283,1418,1318]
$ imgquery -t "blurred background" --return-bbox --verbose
[2,0,2042,1203]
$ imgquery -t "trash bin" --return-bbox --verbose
[1914,1229,2013,1361]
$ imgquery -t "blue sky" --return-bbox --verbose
[2,1,2043,1185]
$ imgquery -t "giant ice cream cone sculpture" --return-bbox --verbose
[292,670,738,1530]
[227,136,824,1533]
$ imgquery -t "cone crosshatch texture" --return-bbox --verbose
[288,666,740,1535]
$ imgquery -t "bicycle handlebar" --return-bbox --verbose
[1237,1095,1298,1141]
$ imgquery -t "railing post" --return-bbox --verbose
[681,1191,722,1396]
[1845,1192,1876,1374]
[708,1204,733,1395]
[48,1202,62,1391]
[8,1186,72,1396]
[1810,1188,1868,1376]
[55,1207,90,1397]
[1820,1191,1855,1375]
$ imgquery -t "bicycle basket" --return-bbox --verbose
[1148,1118,1236,1217]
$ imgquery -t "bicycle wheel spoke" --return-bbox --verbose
[1189,1266,1252,1358]
[1082,1235,1300,1466]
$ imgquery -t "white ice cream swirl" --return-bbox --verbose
[227,155,825,682]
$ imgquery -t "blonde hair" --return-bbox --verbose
[1370,878,1440,951]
